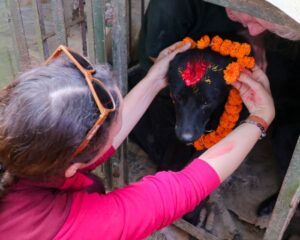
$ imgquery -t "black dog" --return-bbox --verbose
[129,40,248,170]
[167,48,242,144]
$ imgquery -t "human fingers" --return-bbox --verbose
[238,72,266,94]
[251,65,271,91]
[237,73,274,123]
[157,41,191,61]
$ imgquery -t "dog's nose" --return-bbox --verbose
[180,131,194,142]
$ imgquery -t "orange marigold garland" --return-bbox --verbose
[178,35,256,151]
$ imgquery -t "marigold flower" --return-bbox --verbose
[193,140,205,151]
[220,40,233,56]
[220,120,236,129]
[225,103,243,114]
[237,56,255,69]
[211,35,223,52]
[182,37,196,49]
[228,96,242,105]
[197,35,210,49]
[230,42,241,58]
[224,62,241,84]
[236,43,251,58]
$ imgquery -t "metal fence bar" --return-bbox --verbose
[32,0,49,59]
[111,0,129,188]
[264,136,300,240]
[51,0,67,46]
[8,0,30,71]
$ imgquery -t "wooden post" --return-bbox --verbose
[8,0,30,71]
[111,0,129,188]
[264,136,300,240]
[173,219,219,240]
[32,0,49,59]
[85,0,106,63]
[51,0,68,46]
[78,0,87,56]
[0,0,19,87]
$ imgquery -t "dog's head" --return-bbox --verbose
[168,49,233,143]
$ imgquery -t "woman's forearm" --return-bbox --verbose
[200,122,261,182]
[112,75,163,148]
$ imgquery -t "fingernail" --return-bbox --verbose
[184,42,191,48]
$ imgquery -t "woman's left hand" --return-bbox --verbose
[146,41,191,89]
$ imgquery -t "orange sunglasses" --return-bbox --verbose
[45,45,116,158]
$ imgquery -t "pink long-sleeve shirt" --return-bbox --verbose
[0,147,220,240]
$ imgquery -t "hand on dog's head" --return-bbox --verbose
[168,49,234,143]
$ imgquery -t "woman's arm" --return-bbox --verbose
[112,42,191,148]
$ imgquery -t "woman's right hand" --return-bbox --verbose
[232,65,275,125]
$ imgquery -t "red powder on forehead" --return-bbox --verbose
[181,60,209,86]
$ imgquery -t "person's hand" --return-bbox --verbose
[232,65,275,125]
[146,41,191,89]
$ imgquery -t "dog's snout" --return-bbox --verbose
[175,127,196,142]
[181,131,194,142]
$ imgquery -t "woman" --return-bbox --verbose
[0,42,274,239]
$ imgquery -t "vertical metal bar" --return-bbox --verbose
[78,0,87,56]
[111,0,129,188]
[264,136,300,240]
[51,0,68,46]
[32,0,49,59]
[8,0,30,71]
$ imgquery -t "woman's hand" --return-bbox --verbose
[146,41,191,89]
[232,65,275,125]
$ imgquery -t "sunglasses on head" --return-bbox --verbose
[45,45,116,158]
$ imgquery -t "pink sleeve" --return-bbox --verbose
[55,159,220,240]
